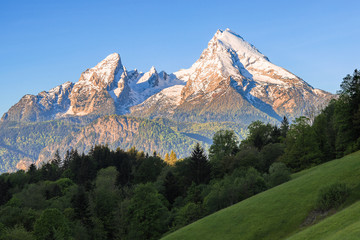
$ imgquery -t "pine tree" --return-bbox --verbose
[280,116,290,138]
[62,150,71,170]
[190,143,211,184]
[52,149,62,167]
[71,186,92,228]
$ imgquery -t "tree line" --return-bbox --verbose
[0,69,359,239]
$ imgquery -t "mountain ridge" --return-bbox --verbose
[1,28,334,124]
[0,28,336,171]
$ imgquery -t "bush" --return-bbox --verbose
[173,202,205,229]
[0,225,35,240]
[316,183,350,211]
[267,162,291,187]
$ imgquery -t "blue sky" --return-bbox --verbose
[0,0,359,116]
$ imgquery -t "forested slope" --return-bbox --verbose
[163,151,360,240]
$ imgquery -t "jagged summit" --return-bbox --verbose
[2,29,334,123]
[214,28,269,61]
[171,28,334,121]
[1,29,336,172]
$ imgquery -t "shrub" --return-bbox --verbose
[0,225,35,240]
[267,162,291,187]
[173,202,205,229]
[316,183,350,211]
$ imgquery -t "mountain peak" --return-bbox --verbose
[211,29,268,62]
[149,66,157,74]
[105,52,120,60]
[96,53,122,69]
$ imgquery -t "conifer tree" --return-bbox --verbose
[190,143,211,184]
[280,116,290,138]
[52,149,62,167]
[170,150,177,165]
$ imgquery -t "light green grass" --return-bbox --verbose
[287,200,360,240]
[162,151,360,240]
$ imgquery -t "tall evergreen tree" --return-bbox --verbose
[71,186,92,228]
[280,116,290,138]
[163,171,180,204]
[189,143,211,184]
[51,150,62,167]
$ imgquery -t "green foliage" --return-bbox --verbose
[173,202,205,229]
[189,143,211,185]
[163,171,181,204]
[163,151,360,240]
[54,178,74,195]
[0,225,35,240]
[15,183,46,209]
[259,143,285,173]
[234,147,261,170]
[33,208,70,240]
[127,183,169,240]
[287,200,360,240]
[91,167,121,239]
[241,121,274,151]
[204,168,266,214]
[280,116,289,138]
[281,116,322,171]
[134,156,165,183]
[266,162,291,187]
[0,135,288,240]
[312,103,337,161]
[0,120,81,172]
[209,130,239,178]
[315,183,350,211]
[71,186,91,227]
[0,205,38,231]
[0,176,11,205]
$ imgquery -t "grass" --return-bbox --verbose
[162,151,360,240]
[287,200,360,240]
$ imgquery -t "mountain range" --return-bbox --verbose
[0,29,335,172]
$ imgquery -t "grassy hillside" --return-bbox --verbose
[287,200,360,240]
[162,151,360,240]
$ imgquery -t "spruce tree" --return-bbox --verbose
[280,116,289,138]
[190,143,211,184]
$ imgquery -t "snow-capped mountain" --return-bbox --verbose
[2,54,186,122]
[0,28,337,172]
[2,29,334,124]
[2,81,74,122]
[130,29,334,122]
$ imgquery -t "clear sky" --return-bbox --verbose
[1,0,359,117]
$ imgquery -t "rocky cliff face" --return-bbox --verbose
[66,53,123,116]
[135,29,334,122]
[129,29,335,123]
[2,82,74,122]
[1,29,335,124]
[0,28,337,171]
[36,116,201,166]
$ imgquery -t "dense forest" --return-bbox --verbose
[0,69,359,240]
